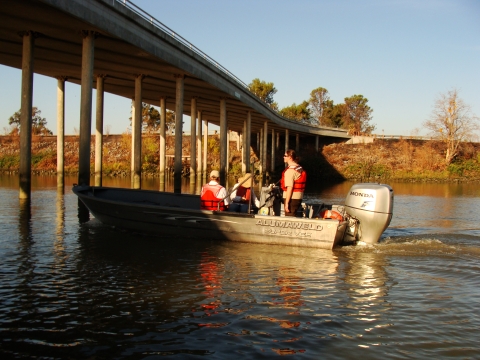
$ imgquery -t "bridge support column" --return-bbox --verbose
[296,134,300,153]
[190,98,197,184]
[95,74,106,187]
[246,111,251,173]
[259,128,263,184]
[263,121,268,184]
[242,120,247,174]
[19,31,35,199]
[315,135,319,152]
[271,128,275,173]
[197,110,202,181]
[203,119,208,179]
[56,76,66,191]
[78,31,95,188]
[285,129,289,154]
[174,74,184,193]
[131,74,144,189]
[219,98,227,185]
[159,97,167,191]
[226,128,230,174]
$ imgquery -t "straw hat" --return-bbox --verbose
[238,173,253,188]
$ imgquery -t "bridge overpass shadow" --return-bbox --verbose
[255,135,346,188]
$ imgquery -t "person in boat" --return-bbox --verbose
[200,170,231,211]
[229,173,260,213]
[281,149,307,217]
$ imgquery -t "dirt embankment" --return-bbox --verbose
[1,135,479,181]
[0,134,230,176]
[318,138,480,182]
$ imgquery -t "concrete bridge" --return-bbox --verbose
[0,0,349,198]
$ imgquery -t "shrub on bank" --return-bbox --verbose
[447,159,480,178]
[0,154,19,170]
[102,162,129,177]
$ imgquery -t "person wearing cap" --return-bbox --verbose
[200,170,231,211]
[229,173,259,213]
[280,149,307,217]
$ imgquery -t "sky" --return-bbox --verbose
[0,0,479,136]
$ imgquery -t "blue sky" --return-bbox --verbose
[1,0,479,136]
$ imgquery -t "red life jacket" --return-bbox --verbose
[201,183,226,211]
[235,186,251,203]
[281,165,307,193]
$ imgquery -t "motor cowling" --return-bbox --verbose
[344,183,393,244]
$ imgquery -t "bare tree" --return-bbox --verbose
[423,88,479,164]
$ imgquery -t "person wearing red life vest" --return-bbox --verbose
[280,149,306,217]
[200,170,230,211]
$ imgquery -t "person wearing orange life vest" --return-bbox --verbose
[200,170,231,211]
[229,173,260,213]
[280,149,306,217]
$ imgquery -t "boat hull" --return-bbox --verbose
[73,186,347,250]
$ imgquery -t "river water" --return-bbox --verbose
[0,175,479,359]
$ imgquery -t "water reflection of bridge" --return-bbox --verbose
[0,0,349,198]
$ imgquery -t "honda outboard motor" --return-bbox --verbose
[343,183,393,244]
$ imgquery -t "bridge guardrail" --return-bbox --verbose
[116,0,249,90]
[115,0,347,135]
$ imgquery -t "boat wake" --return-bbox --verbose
[339,232,480,259]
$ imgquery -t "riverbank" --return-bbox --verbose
[0,134,479,182]
[318,138,480,182]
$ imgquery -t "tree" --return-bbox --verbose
[8,107,52,135]
[322,101,344,128]
[142,104,161,133]
[131,103,175,134]
[308,87,330,126]
[280,101,311,123]
[342,95,375,135]
[423,88,479,164]
[165,110,176,134]
[248,78,278,110]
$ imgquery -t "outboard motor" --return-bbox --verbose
[343,183,393,244]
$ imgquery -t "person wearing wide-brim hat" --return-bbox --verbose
[237,173,253,188]
[229,173,259,213]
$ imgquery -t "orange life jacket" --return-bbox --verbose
[319,209,343,221]
[201,183,226,211]
[235,186,251,203]
[281,165,307,193]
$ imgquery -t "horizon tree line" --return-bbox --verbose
[5,85,479,165]
[247,78,375,135]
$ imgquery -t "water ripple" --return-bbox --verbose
[1,184,480,358]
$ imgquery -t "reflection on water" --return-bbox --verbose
[344,250,388,304]
[0,176,480,358]
[199,252,223,316]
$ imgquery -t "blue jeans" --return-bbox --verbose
[228,203,249,213]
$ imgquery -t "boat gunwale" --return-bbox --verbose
[73,185,344,224]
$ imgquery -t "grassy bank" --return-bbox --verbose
[1,135,479,182]
[316,138,480,182]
